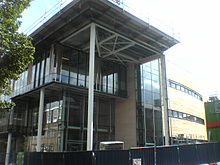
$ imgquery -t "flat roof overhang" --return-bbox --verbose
[31,0,179,64]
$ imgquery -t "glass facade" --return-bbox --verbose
[12,44,127,98]
[137,59,163,146]
[65,92,115,151]
[8,41,164,151]
[10,43,120,152]
[12,89,115,152]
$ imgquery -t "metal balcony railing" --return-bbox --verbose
[20,0,180,40]
[11,73,127,98]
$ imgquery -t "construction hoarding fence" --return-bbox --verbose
[19,142,220,165]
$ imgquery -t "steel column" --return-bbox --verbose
[5,110,14,165]
[36,87,45,152]
[87,23,96,151]
[160,55,170,145]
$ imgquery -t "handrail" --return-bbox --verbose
[21,0,180,39]
[22,0,73,35]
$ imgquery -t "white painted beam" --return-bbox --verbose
[102,43,134,58]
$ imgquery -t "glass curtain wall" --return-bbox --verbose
[13,49,50,96]
[12,44,127,98]
[65,91,115,151]
[23,89,115,152]
[24,91,63,152]
[137,59,163,146]
[57,44,127,97]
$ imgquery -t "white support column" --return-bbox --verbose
[5,110,14,165]
[87,23,96,151]
[160,55,170,145]
[5,133,12,165]
[36,88,45,152]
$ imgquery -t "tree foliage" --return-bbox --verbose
[0,0,35,110]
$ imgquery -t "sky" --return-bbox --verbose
[19,0,220,97]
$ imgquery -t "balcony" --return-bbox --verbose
[12,73,127,99]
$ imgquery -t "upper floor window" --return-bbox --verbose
[168,109,205,125]
[168,79,203,101]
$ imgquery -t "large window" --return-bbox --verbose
[65,92,115,151]
[58,45,127,97]
[45,100,62,124]
[68,97,82,127]
[168,109,205,125]
[138,59,163,146]
[141,59,161,107]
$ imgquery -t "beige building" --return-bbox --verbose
[167,76,208,144]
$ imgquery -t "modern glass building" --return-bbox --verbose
[0,0,178,156]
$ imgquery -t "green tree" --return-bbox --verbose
[0,0,35,110]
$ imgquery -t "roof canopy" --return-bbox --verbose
[31,0,179,64]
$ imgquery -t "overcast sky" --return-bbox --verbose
[20,0,220,97]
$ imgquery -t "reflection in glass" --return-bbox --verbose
[40,59,45,85]
[13,44,127,98]
[108,74,113,94]
[45,57,50,83]
[35,62,40,87]
[138,59,163,146]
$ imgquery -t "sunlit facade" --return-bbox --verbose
[167,79,208,144]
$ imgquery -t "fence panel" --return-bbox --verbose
[130,147,155,165]
[178,144,198,165]
[212,142,220,162]
[24,152,42,165]
[156,146,179,165]
[63,151,93,165]
[95,150,129,165]
[196,143,214,164]
[22,142,220,165]
[43,152,64,165]
[196,142,220,164]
